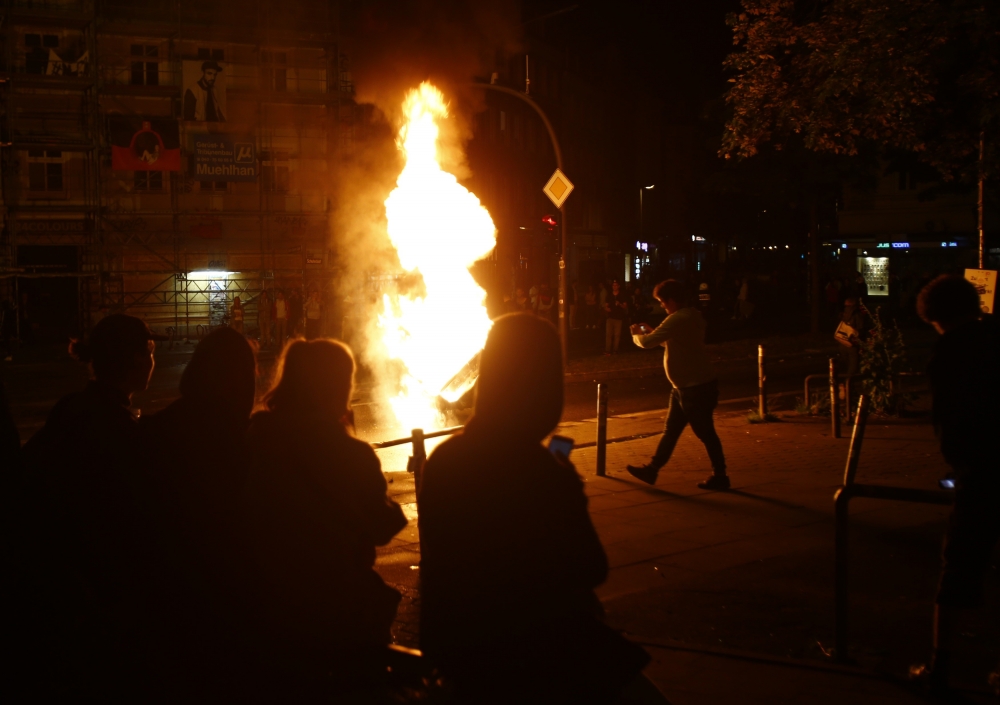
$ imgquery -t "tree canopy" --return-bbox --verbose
[722,0,1000,181]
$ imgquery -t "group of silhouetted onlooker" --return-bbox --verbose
[6,311,672,703]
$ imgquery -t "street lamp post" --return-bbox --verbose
[474,81,569,364]
[639,185,654,280]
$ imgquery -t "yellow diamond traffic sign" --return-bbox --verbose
[543,168,574,209]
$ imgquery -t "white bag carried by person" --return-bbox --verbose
[834,320,857,347]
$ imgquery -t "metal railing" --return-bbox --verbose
[372,425,464,494]
[805,368,928,435]
[832,394,953,663]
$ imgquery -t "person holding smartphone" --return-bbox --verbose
[419,314,665,703]
[626,279,729,491]
[910,275,1000,696]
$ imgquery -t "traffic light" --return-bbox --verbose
[542,214,557,231]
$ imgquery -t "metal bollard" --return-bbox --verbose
[829,358,841,438]
[407,428,427,496]
[596,383,608,476]
[758,344,767,419]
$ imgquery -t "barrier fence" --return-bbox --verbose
[832,394,953,663]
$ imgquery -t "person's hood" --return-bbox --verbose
[473,313,563,443]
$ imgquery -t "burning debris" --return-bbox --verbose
[377,82,497,430]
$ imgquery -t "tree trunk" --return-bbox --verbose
[809,197,820,334]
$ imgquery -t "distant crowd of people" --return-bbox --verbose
[230,288,325,348]
[502,280,659,355]
[3,311,669,703]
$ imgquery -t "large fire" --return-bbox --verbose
[379,83,497,430]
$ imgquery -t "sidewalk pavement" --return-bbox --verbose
[375,408,999,704]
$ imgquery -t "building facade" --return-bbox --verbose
[1,0,355,342]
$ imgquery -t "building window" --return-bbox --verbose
[24,34,59,74]
[27,150,64,192]
[197,47,225,62]
[200,180,228,192]
[130,45,159,85]
[261,150,289,192]
[262,50,288,91]
[134,171,163,191]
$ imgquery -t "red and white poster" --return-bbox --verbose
[109,116,181,171]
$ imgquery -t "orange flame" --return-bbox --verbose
[379,82,496,430]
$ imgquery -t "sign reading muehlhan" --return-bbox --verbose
[192,135,257,182]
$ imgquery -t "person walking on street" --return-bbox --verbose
[230,296,245,335]
[257,289,272,348]
[604,281,629,355]
[274,290,288,345]
[626,280,729,490]
[305,291,322,340]
[909,275,1000,696]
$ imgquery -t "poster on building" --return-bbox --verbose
[964,268,997,314]
[182,60,227,122]
[191,135,258,181]
[109,116,181,170]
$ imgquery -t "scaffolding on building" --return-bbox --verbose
[1,0,360,344]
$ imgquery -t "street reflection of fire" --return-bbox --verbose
[379,82,496,430]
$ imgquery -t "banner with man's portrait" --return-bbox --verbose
[182,60,227,122]
[109,116,181,171]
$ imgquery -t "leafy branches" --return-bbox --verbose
[722,0,1000,182]
[859,305,911,414]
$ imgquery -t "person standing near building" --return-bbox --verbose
[584,285,598,330]
[603,280,629,355]
[626,280,729,491]
[304,290,322,340]
[274,290,288,345]
[569,280,579,330]
[910,275,1000,696]
[257,289,272,348]
[288,289,303,338]
[230,296,245,335]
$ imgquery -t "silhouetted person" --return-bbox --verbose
[0,381,19,471]
[19,315,167,699]
[837,295,866,376]
[419,314,658,704]
[604,280,629,354]
[627,280,729,490]
[230,295,245,334]
[138,327,257,696]
[257,288,272,347]
[911,275,1000,695]
[240,338,406,697]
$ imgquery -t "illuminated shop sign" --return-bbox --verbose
[940,241,958,248]
[891,242,909,249]
[877,242,890,248]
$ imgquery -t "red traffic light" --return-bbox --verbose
[542,214,558,230]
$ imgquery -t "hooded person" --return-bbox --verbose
[418,313,657,704]
[18,314,167,699]
[239,338,406,697]
[137,327,257,695]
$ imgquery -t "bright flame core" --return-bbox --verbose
[380,83,496,430]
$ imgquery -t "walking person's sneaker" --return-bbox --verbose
[626,464,659,485]
[697,475,730,491]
